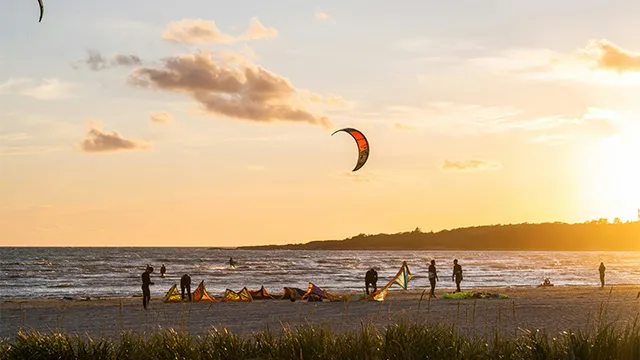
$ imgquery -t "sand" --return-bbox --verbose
[2,285,640,340]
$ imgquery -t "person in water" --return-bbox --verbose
[365,268,378,295]
[428,259,438,298]
[452,259,463,293]
[141,265,154,310]
[229,257,236,267]
[180,274,192,301]
[160,264,166,277]
[599,262,606,288]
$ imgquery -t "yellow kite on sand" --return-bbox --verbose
[162,280,215,303]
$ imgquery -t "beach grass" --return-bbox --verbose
[2,318,640,360]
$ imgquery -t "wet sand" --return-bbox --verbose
[2,285,640,340]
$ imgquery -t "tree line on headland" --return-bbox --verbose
[239,219,640,251]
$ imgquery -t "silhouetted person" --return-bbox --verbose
[365,268,378,295]
[452,259,463,292]
[229,257,236,267]
[599,262,606,288]
[180,274,191,301]
[428,260,439,298]
[160,264,166,277]
[141,265,154,310]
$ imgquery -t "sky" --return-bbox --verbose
[2,0,640,246]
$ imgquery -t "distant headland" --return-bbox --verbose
[239,219,640,251]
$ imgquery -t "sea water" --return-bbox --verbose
[1,248,639,300]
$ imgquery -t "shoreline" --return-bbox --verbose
[2,283,639,305]
[2,285,640,339]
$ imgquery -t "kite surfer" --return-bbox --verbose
[180,274,191,301]
[141,265,154,310]
[229,257,236,268]
[160,264,166,277]
[452,259,463,293]
[365,268,378,295]
[428,260,438,298]
[599,262,606,288]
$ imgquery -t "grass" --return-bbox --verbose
[2,318,640,360]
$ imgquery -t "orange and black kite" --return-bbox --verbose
[331,127,369,172]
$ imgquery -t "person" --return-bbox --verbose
[180,274,192,301]
[428,260,438,298]
[599,262,606,288]
[452,259,463,293]
[160,264,166,277]
[365,268,378,295]
[229,257,236,267]
[141,265,154,310]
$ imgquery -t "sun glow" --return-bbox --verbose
[582,134,640,222]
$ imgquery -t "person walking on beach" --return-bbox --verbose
[365,268,378,295]
[180,274,192,301]
[141,265,154,310]
[599,262,606,288]
[160,264,166,277]
[428,260,438,298]
[452,259,463,292]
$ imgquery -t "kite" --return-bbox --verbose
[38,0,44,22]
[331,127,369,172]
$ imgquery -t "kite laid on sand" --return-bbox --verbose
[332,127,369,172]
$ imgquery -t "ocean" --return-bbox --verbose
[1,248,639,300]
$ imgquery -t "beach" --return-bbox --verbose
[2,285,639,340]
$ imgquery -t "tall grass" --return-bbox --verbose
[2,318,640,360]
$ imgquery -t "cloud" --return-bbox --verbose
[579,39,640,73]
[149,111,174,124]
[468,39,640,86]
[442,159,502,172]
[0,132,33,141]
[393,122,416,131]
[0,78,77,100]
[162,17,277,44]
[74,50,142,71]
[0,146,62,155]
[79,122,152,153]
[128,51,331,128]
[315,11,336,24]
[337,171,379,183]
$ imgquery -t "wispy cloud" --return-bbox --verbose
[315,11,336,24]
[0,78,77,100]
[162,17,277,44]
[128,50,332,129]
[467,39,640,86]
[442,159,502,172]
[79,122,152,153]
[0,146,63,156]
[73,50,142,71]
[149,111,174,124]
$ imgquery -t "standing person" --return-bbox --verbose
[160,264,166,277]
[141,265,154,310]
[599,262,606,288]
[428,260,438,298]
[229,257,236,268]
[180,274,192,301]
[452,259,463,293]
[365,268,378,295]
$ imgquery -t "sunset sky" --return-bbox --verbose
[2,0,640,246]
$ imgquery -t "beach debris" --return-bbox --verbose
[332,127,369,172]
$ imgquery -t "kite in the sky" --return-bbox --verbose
[38,0,44,22]
[331,127,369,172]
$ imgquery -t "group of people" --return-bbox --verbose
[364,259,464,298]
[141,258,612,310]
[140,258,236,309]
